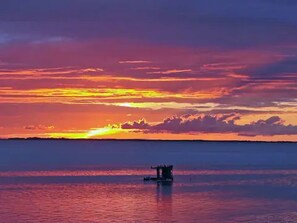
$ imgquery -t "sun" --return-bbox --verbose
[86,126,121,138]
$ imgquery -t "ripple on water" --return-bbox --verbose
[0,169,297,222]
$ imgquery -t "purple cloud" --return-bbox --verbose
[121,119,150,130]
[1,0,297,48]
[121,114,297,137]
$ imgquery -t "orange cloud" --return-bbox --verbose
[0,67,103,76]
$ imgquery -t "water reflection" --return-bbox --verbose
[156,181,173,197]
[156,182,173,218]
[1,170,297,222]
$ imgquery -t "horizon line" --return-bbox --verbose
[1,137,296,143]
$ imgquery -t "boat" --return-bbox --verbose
[143,165,173,182]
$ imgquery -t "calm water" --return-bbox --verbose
[0,140,297,222]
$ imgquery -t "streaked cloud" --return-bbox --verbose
[0,1,296,140]
[132,67,160,70]
[148,69,192,74]
[0,87,225,104]
[119,60,151,64]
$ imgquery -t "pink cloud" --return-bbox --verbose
[0,39,295,108]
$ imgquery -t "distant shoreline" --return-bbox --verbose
[0,138,296,143]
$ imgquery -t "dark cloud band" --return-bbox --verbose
[121,114,297,137]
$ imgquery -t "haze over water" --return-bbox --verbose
[0,140,297,222]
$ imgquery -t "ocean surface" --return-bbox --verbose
[0,140,297,223]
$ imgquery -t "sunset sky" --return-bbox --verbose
[0,0,296,141]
